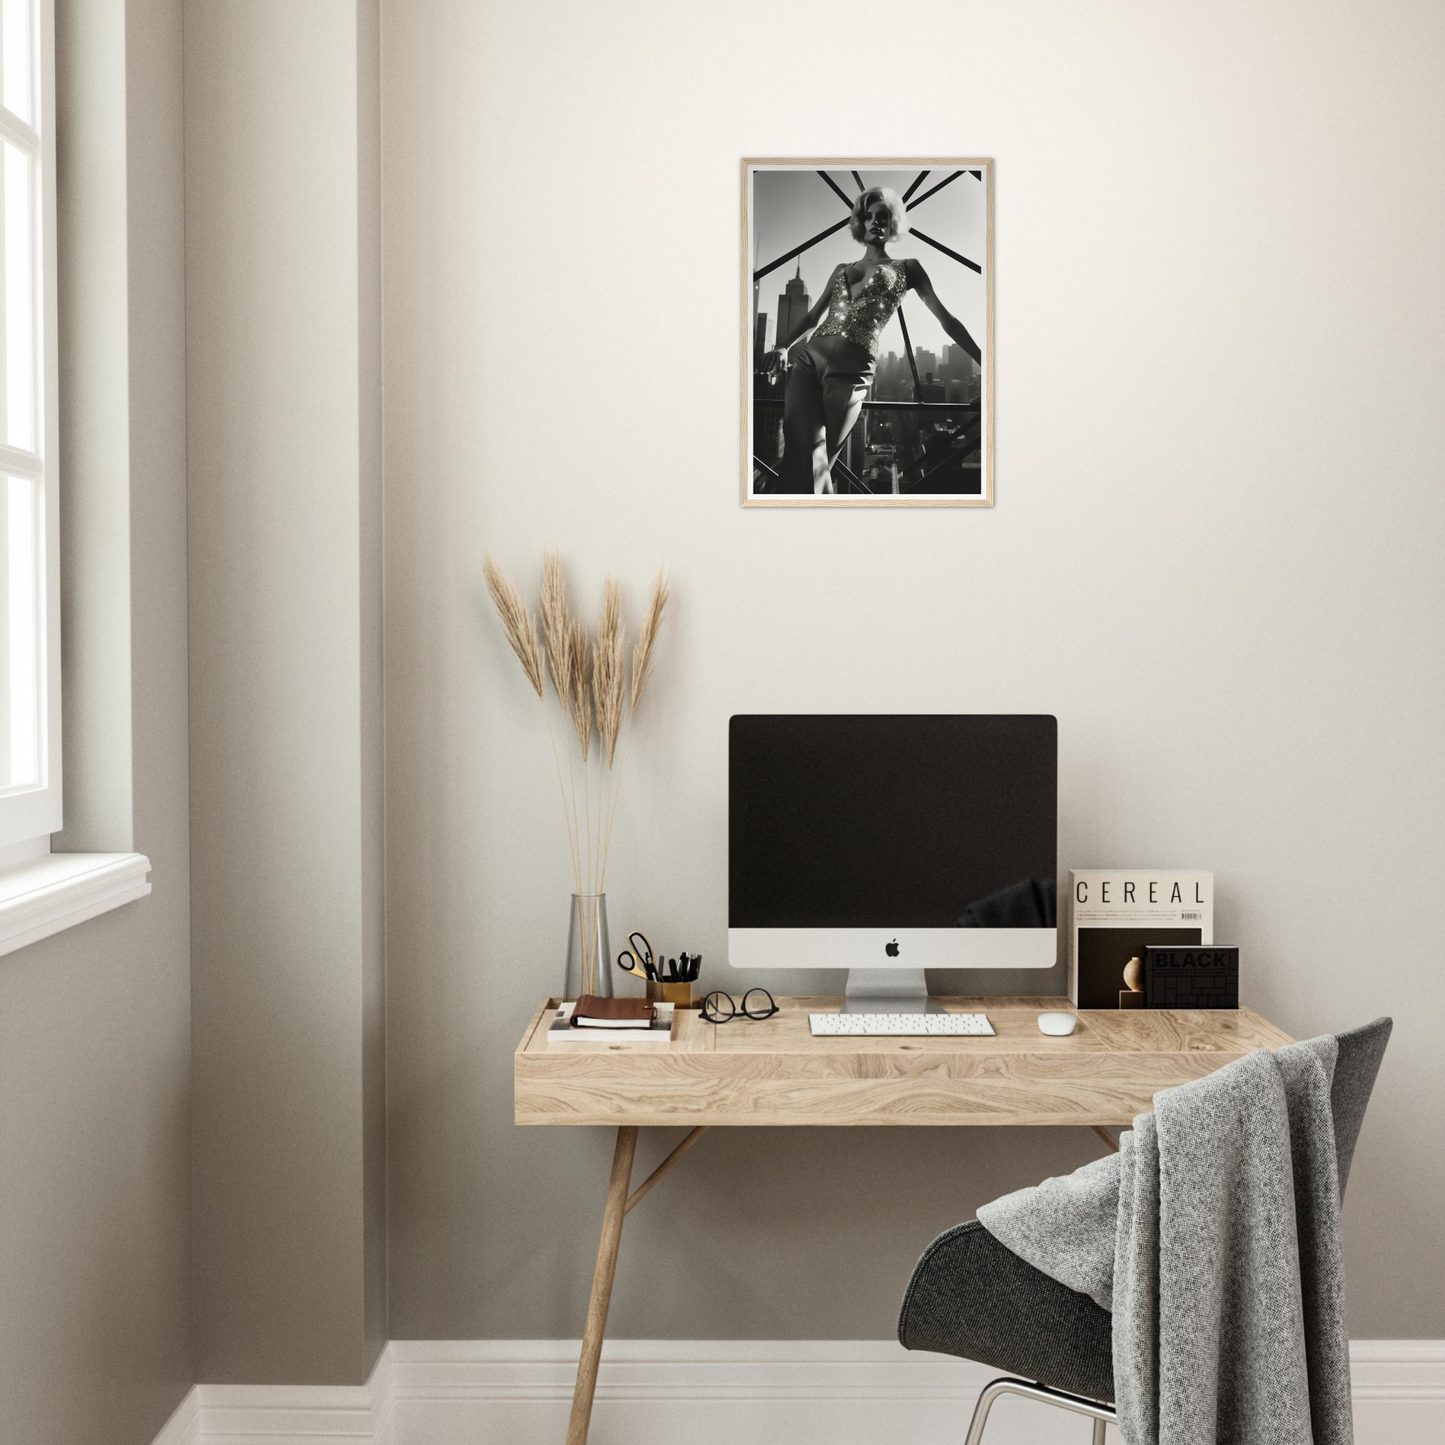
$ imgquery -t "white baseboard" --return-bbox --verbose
[150,1339,1445,1445]
[150,1386,200,1445]
[149,1353,394,1445]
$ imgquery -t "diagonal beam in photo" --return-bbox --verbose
[901,443,980,494]
[901,461,966,495]
[816,170,855,209]
[896,306,923,397]
[905,169,966,212]
[838,470,884,496]
[899,432,981,494]
[901,170,930,203]
[822,169,933,212]
[850,169,865,193]
[913,418,981,475]
[753,217,851,281]
[908,227,982,274]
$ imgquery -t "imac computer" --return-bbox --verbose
[728,714,1058,1013]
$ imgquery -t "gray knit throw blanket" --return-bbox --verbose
[977,1037,1353,1445]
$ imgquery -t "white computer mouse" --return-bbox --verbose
[1037,1011,1078,1036]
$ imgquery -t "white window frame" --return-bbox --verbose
[0,0,59,853]
[0,0,150,955]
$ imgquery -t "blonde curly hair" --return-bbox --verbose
[849,186,908,243]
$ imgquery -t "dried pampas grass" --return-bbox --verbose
[483,555,544,700]
[593,578,625,766]
[567,618,593,761]
[482,551,669,929]
[540,550,572,708]
[631,568,669,710]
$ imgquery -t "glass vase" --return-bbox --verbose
[564,893,612,1001]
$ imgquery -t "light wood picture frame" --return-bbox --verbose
[742,158,994,507]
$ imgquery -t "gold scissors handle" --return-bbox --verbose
[616,929,655,980]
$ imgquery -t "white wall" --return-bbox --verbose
[382,0,1445,1341]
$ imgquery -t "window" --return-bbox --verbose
[0,0,57,855]
[0,0,149,951]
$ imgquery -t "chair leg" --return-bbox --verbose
[963,1377,1117,1445]
[962,1379,1010,1445]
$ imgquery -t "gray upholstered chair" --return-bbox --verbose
[897,1018,1392,1443]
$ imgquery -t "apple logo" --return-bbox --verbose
[885,939,900,957]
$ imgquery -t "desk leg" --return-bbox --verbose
[566,1125,638,1445]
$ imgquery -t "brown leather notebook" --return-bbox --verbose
[571,995,656,1028]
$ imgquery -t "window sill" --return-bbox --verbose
[0,852,152,958]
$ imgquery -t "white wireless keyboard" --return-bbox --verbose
[808,1012,994,1037]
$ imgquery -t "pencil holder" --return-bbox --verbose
[647,979,694,1009]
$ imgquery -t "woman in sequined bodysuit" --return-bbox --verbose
[769,186,981,496]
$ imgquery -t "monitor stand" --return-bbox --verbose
[841,968,941,1015]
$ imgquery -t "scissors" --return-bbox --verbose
[616,930,657,982]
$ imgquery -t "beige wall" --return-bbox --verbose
[0,2,193,1443]
[12,1,1443,1429]
[382,0,1445,1342]
[357,0,388,1375]
[186,0,385,1386]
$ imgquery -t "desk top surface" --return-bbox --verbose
[514,996,1293,1128]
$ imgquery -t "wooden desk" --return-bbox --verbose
[514,995,1293,1444]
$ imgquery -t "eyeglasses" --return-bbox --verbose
[700,988,778,1023]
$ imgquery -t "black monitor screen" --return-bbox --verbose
[729,715,1057,929]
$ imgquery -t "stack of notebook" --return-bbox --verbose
[546,996,676,1045]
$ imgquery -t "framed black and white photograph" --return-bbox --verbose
[742,158,993,507]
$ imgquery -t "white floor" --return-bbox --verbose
[153,1338,1445,1445]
